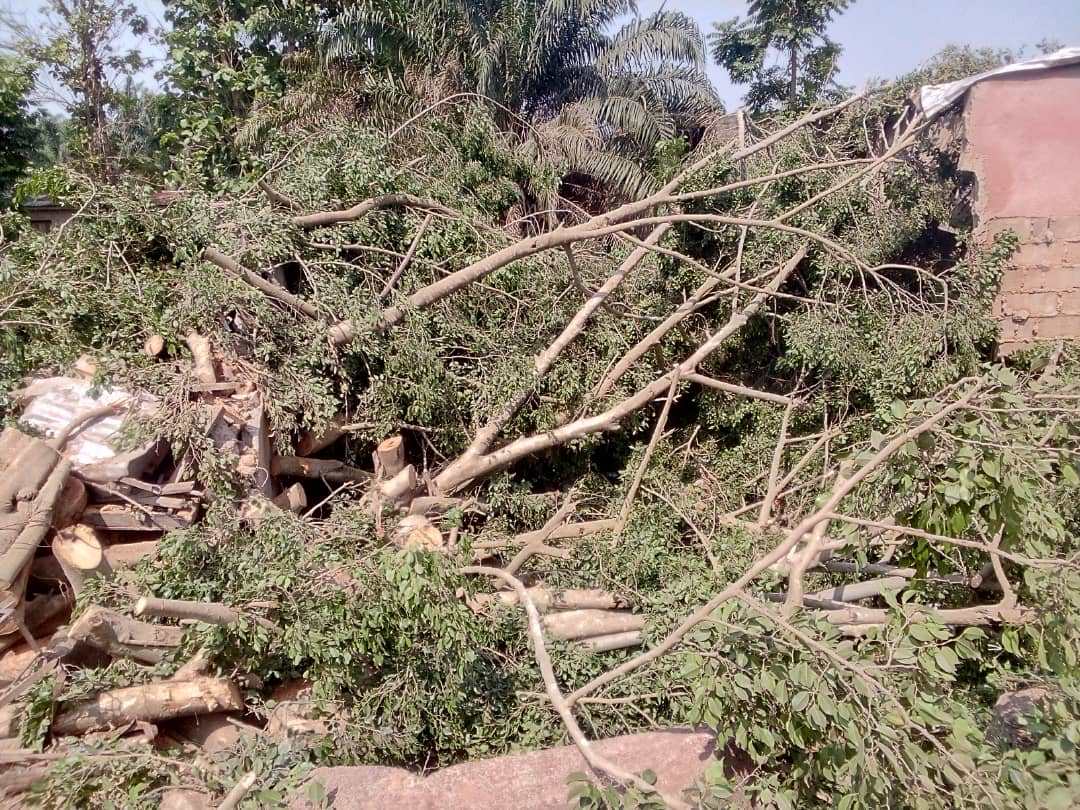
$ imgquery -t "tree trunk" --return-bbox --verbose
[51,677,244,736]
[788,45,799,103]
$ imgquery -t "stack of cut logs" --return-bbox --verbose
[0,337,642,807]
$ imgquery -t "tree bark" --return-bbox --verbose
[51,677,244,736]
[103,541,160,569]
[477,587,624,611]
[67,605,182,664]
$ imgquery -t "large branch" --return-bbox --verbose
[292,194,458,230]
[564,379,985,706]
[434,244,807,492]
[202,247,321,319]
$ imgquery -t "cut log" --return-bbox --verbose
[144,335,165,358]
[374,435,405,477]
[478,587,625,612]
[271,483,307,513]
[271,456,371,484]
[135,597,241,626]
[514,518,617,546]
[53,525,113,595]
[103,541,160,569]
[296,414,347,456]
[0,458,71,590]
[51,475,87,531]
[51,677,244,736]
[541,610,645,641]
[579,630,643,652]
[68,605,183,664]
[392,515,444,553]
[185,332,216,386]
[380,464,417,502]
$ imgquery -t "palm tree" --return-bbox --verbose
[319,0,722,197]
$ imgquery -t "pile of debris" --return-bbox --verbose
[0,333,646,807]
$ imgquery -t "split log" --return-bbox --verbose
[52,525,112,595]
[68,605,182,664]
[579,631,643,652]
[0,458,71,590]
[541,610,645,641]
[185,332,216,386]
[478,587,624,611]
[270,456,371,484]
[103,541,160,569]
[374,435,406,477]
[135,597,241,626]
[380,464,417,502]
[271,483,307,513]
[51,677,244,736]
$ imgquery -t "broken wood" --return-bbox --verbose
[171,712,255,754]
[52,525,113,595]
[541,610,645,641]
[374,435,406,477]
[68,605,183,664]
[270,456,371,484]
[51,677,244,736]
[81,503,195,532]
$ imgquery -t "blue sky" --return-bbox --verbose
[650,0,1080,108]
[4,0,1079,109]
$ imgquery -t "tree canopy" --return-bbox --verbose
[711,0,852,112]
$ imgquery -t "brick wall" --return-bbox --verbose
[962,65,1080,354]
[985,216,1080,348]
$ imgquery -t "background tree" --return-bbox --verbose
[0,56,37,196]
[1,0,149,180]
[710,0,851,113]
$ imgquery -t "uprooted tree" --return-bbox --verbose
[0,47,1078,810]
